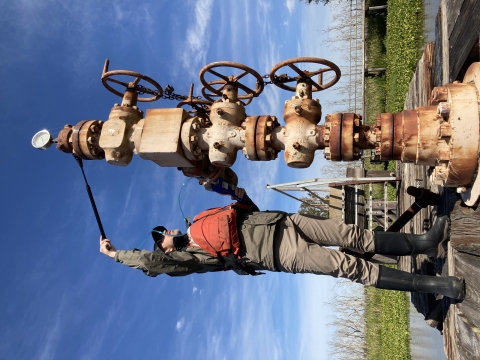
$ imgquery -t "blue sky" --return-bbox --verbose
[0,1,349,359]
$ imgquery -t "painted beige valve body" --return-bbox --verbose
[99,104,142,166]
[277,80,322,168]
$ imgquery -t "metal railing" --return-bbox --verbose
[267,176,399,229]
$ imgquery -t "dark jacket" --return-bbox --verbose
[115,196,286,276]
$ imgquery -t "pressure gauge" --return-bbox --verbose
[32,129,53,150]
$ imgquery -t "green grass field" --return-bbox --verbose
[365,276,411,360]
[364,0,425,358]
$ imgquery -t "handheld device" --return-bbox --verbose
[207,177,246,201]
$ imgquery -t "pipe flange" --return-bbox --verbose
[351,114,362,160]
[443,67,480,187]
[380,113,394,160]
[325,113,342,161]
[392,112,403,160]
[341,113,354,161]
[243,116,260,160]
[401,110,419,163]
[430,86,448,105]
[255,115,279,161]
[56,125,73,153]
[180,117,203,161]
[72,120,105,160]
[430,162,449,185]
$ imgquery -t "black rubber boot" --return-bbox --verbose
[375,266,465,300]
[374,215,449,257]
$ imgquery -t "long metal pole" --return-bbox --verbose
[73,155,107,239]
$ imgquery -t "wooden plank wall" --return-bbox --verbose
[440,189,480,360]
[436,0,480,85]
[405,42,436,108]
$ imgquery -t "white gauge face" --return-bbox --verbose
[32,129,53,150]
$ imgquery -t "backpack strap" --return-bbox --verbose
[219,251,264,276]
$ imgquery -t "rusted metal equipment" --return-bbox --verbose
[387,186,440,233]
[32,58,480,205]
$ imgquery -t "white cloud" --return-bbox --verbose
[179,0,214,79]
[176,317,185,331]
[37,293,66,360]
[286,0,296,14]
[193,286,198,294]
[169,273,302,360]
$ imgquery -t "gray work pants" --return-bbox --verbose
[273,213,380,286]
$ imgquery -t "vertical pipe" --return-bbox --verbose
[355,184,358,226]
[384,181,388,230]
[369,183,372,230]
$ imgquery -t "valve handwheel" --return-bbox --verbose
[199,61,264,102]
[101,59,163,102]
[176,83,213,113]
[269,57,341,92]
[177,98,213,112]
[202,80,253,106]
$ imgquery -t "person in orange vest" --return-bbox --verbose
[99,186,465,300]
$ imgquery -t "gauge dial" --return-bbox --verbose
[32,129,53,150]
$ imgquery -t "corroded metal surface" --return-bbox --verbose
[180,117,203,161]
[243,116,259,160]
[101,59,163,102]
[461,63,480,205]
[177,83,213,113]
[283,98,321,124]
[443,83,479,186]
[401,110,419,163]
[281,98,321,168]
[416,106,439,166]
[56,125,73,153]
[199,61,264,101]
[72,120,105,160]
[379,113,393,160]
[269,57,341,92]
[100,105,142,166]
[46,56,480,203]
[201,80,253,106]
[325,113,342,161]
[341,113,354,161]
[315,125,327,149]
[254,116,278,161]
[392,112,403,160]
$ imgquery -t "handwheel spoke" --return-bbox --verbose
[287,63,309,78]
[234,70,249,81]
[236,82,255,95]
[215,83,227,93]
[106,78,130,87]
[207,69,230,82]
[130,76,142,87]
[308,67,333,77]
[305,77,325,91]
